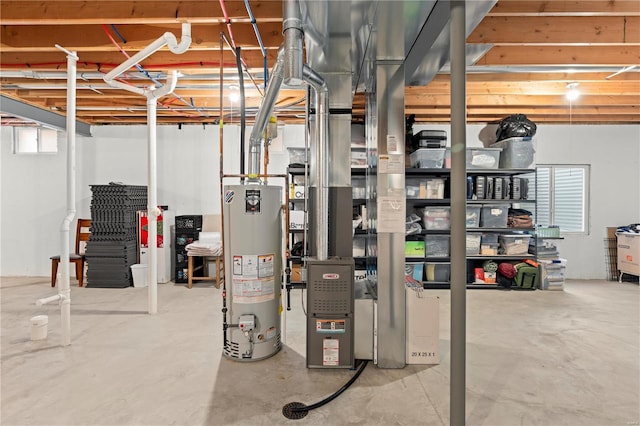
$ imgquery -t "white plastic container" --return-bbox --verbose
[410,148,446,168]
[131,263,148,288]
[30,315,48,341]
[491,137,536,169]
[466,147,502,169]
[499,234,532,255]
[421,207,451,230]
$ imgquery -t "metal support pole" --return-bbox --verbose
[450,1,467,425]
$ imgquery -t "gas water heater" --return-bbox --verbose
[223,184,282,361]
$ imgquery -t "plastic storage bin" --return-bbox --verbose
[421,207,451,230]
[287,147,309,165]
[405,262,425,281]
[466,205,481,227]
[425,262,450,282]
[425,235,450,257]
[499,234,532,255]
[410,148,446,168]
[406,178,446,199]
[490,137,535,169]
[466,147,502,169]
[481,233,499,244]
[405,240,425,257]
[466,233,482,255]
[131,264,148,288]
[480,204,509,228]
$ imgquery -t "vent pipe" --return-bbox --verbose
[247,47,285,179]
[302,66,329,261]
[283,0,304,86]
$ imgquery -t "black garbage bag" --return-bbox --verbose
[495,114,537,141]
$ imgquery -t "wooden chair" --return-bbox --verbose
[50,218,91,287]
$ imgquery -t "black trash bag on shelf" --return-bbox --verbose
[495,114,537,141]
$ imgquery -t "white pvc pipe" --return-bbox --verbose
[54,45,78,347]
[36,294,63,308]
[103,23,191,96]
[147,96,158,314]
[103,28,187,314]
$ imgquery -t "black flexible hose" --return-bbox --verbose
[282,360,369,419]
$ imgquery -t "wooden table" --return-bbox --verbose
[187,255,223,289]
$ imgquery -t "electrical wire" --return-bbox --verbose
[219,32,264,97]
[242,0,268,88]
[282,360,369,420]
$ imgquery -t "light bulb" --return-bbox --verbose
[228,85,240,103]
[566,82,580,101]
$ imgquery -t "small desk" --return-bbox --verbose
[187,255,224,289]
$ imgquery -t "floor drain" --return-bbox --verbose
[282,402,308,420]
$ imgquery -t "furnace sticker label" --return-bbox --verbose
[316,319,346,334]
[322,338,339,366]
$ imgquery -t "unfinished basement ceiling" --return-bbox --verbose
[1,0,639,127]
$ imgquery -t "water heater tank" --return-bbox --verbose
[222,184,282,361]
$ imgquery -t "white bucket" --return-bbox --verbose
[131,264,148,288]
[30,315,48,340]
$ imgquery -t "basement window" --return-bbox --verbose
[12,127,58,154]
[536,165,590,235]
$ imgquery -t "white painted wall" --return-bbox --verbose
[0,123,306,277]
[1,123,638,279]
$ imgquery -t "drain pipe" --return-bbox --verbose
[35,45,78,346]
[247,47,285,180]
[104,24,190,314]
[302,66,329,261]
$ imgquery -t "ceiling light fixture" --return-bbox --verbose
[566,82,580,102]
[228,85,240,103]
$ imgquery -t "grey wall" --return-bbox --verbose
[1,123,638,279]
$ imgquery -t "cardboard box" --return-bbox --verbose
[289,210,306,230]
[290,185,306,199]
[406,290,439,364]
[617,233,640,276]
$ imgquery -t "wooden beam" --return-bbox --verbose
[469,16,640,44]
[0,1,283,24]
[475,45,640,66]
[0,23,284,52]
[487,1,640,17]
[405,105,638,116]
[404,94,640,107]
[0,49,278,71]
[428,72,640,83]
[412,81,640,96]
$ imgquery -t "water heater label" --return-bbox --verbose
[232,278,275,304]
[323,338,339,366]
[233,255,258,277]
[245,189,261,213]
[258,254,274,278]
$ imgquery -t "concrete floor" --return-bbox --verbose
[1,277,638,425]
